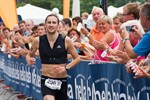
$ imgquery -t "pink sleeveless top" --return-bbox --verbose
[94,30,120,61]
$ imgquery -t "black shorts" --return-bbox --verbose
[41,75,67,100]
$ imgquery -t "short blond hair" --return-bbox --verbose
[98,15,112,25]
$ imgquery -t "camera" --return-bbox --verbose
[77,22,82,32]
[125,26,134,32]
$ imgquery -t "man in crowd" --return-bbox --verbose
[118,3,150,78]
[37,23,46,36]
[88,6,104,43]
[25,20,34,34]
[18,20,30,36]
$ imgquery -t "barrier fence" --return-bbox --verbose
[0,52,150,100]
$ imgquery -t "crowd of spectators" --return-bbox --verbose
[0,2,150,79]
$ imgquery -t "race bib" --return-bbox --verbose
[45,78,62,90]
[101,50,107,58]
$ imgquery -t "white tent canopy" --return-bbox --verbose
[108,6,124,18]
[72,0,80,18]
[17,4,63,25]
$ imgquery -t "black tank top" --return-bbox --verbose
[39,34,67,64]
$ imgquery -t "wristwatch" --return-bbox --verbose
[122,38,129,44]
[105,47,110,52]
[86,33,90,37]
[65,65,70,71]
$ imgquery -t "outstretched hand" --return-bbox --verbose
[26,54,36,65]
[134,66,150,79]
[106,55,128,64]
[105,50,131,64]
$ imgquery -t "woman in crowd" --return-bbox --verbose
[7,34,21,59]
[81,15,120,61]
[113,15,123,38]
[67,27,93,60]
[1,27,12,53]
[102,2,144,64]
[13,30,29,57]
[57,20,67,36]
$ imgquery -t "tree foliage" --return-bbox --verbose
[80,0,100,14]
[108,0,148,7]
[17,0,148,17]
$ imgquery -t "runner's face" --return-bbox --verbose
[45,16,59,34]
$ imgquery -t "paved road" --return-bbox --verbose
[0,79,34,100]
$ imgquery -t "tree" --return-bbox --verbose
[80,0,100,14]
[17,0,149,17]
